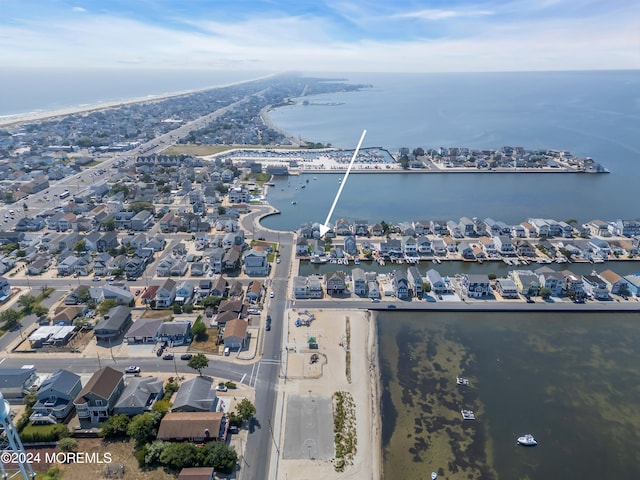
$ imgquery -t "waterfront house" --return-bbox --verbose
[352,268,367,296]
[31,369,82,424]
[459,217,476,237]
[425,269,448,294]
[582,219,610,237]
[416,236,432,255]
[461,274,491,298]
[513,239,536,257]
[296,237,310,256]
[325,271,347,295]
[432,238,447,256]
[393,271,410,299]
[582,273,609,300]
[510,271,541,296]
[610,219,640,238]
[520,221,537,238]
[622,274,640,297]
[402,236,417,256]
[371,223,384,236]
[458,241,475,259]
[74,366,125,428]
[588,238,612,259]
[536,267,565,297]
[113,376,164,416]
[407,266,423,296]
[413,220,431,235]
[430,220,447,236]
[446,220,462,238]
[379,239,402,257]
[561,270,585,298]
[344,236,357,256]
[599,269,626,295]
[354,220,369,236]
[494,235,516,256]
[443,236,458,254]
[495,278,519,299]
[334,219,352,236]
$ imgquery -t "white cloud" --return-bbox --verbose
[71,7,86,13]
[394,8,494,21]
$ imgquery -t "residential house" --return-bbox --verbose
[461,274,491,298]
[0,367,38,399]
[296,237,310,256]
[92,252,113,276]
[402,236,417,256]
[622,274,640,297]
[459,217,476,237]
[379,239,402,257]
[354,220,369,236]
[56,255,86,276]
[223,318,248,349]
[446,220,462,238]
[30,369,82,424]
[125,318,163,344]
[599,269,627,296]
[495,278,519,299]
[223,246,241,271]
[431,238,447,256]
[74,366,125,428]
[97,232,119,252]
[334,219,352,236]
[211,276,227,297]
[228,281,244,300]
[94,306,132,343]
[458,241,475,260]
[100,284,134,305]
[172,376,217,412]
[513,239,536,257]
[413,221,431,236]
[325,271,347,295]
[243,249,269,276]
[430,220,448,236]
[582,219,610,237]
[582,273,609,300]
[536,267,565,297]
[393,271,410,299]
[510,271,541,296]
[561,270,586,298]
[246,280,263,303]
[113,376,164,416]
[370,223,384,236]
[157,412,226,443]
[344,236,357,256]
[155,279,177,308]
[352,268,367,296]
[416,236,432,255]
[175,281,194,305]
[494,235,515,256]
[425,269,449,294]
[27,256,51,275]
[406,266,423,297]
[156,321,192,346]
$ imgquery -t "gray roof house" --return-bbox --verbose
[74,366,125,428]
[31,369,82,424]
[0,367,38,399]
[125,318,164,344]
[171,376,217,412]
[113,376,164,416]
[243,249,269,276]
[94,306,132,343]
[156,321,192,346]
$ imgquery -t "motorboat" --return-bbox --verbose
[461,409,475,420]
[456,376,470,386]
[517,434,537,446]
[431,472,438,480]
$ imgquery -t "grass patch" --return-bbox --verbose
[332,391,357,472]
[189,326,220,354]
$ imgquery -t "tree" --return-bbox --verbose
[32,304,49,318]
[198,441,238,473]
[96,298,118,316]
[0,309,22,329]
[100,414,130,438]
[17,295,39,316]
[73,239,87,255]
[127,413,157,446]
[103,218,116,231]
[159,442,198,470]
[423,282,432,293]
[540,287,552,300]
[58,437,78,452]
[235,398,256,423]
[192,321,207,341]
[151,399,171,416]
[187,353,209,376]
[143,440,169,467]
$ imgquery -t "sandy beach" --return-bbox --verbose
[274,308,382,479]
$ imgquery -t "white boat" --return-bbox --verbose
[431,472,438,480]
[461,409,475,420]
[354,258,361,265]
[517,434,537,446]
[456,376,470,386]
[291,201,296,205]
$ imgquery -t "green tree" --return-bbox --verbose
[100,414,130,438]
[159,442,198,470]
[127,413,157,446]
[143,440,169,467]
[73,239,87,254]
[58,437,78,452]
[540,287,552,300]
[198,441,238,473]
[76,286,92,303]
[23,391,38,409]
[17,294,40,316]
[423,282,431,293]
[96,298,118,316]
[187,353,209,376]
[0,309,22,329]
[192,321,207,341]
[32,304,49,318]
[151,399,171,416]
[103,218,116,231]
[235,398,256,423]
[200,296,222,308]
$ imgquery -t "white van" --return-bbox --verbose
[224,347,230,356]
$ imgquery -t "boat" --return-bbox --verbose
[456,376,470,386]
[354,258,361,265]
[516,434,537,446]
[431,472,438,480]
[461,409,475,420]
[291,201,296,205]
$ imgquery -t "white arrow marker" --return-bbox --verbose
[319,129,367,237]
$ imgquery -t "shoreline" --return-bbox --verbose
[0,73,277,127]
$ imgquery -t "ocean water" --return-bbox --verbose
[264,70,640,230]
[0,68,269,118]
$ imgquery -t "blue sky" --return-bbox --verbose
[2,0,638,72]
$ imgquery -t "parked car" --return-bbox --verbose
[162,353,174,360]
[156,347,164,357]
[269,291,274,298]
[224,347,230,356]
[216,384,228,392]
[387,304,397,309]
[228,425,239,434]
[125,366,141,374]
[180,353,193,360]
[92,276,102,282]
